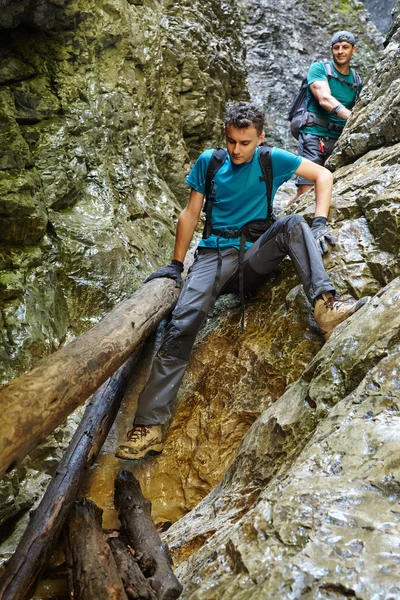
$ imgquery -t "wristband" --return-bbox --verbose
[331,104,344,116]
[171,259,184,272]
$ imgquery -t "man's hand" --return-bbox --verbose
[144,260,184,287]
[311,216,336,254]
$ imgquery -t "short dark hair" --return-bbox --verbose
[224,101,265,136]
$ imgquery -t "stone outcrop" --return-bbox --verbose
[166,277,400,598]
[0,0,246,385]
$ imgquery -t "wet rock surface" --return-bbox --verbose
[0,0,246,385]
[0,0,246,570]
[164,278,400,598]
[1,0,400,598]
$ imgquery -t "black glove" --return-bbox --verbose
[144,259,184,287]
[311,216,336,255]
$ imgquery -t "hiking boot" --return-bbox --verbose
[115,425,163,460]
[314,293,369,341]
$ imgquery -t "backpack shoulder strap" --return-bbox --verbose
[205,148,228,199]
[322,59,334,78]
[323,59,361,92]
[203,148,228,238]
[257,145,273,217]
[350,68,362,100]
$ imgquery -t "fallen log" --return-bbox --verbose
[0,352,138,600]
[0,259,193,478]
[114,471,182,600]
[65,498,128,600]
[109,536,158,600]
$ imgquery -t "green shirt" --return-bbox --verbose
[301,60,361,139]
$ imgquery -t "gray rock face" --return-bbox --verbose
[362,0,396,32]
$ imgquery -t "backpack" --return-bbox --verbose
[203,145,274,242]
[288,60,362,140]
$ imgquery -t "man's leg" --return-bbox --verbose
[241,215,369,338]
[116,248,239,459]
[242,214,333,302]
[289,134,336,206]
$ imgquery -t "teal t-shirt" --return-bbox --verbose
[186,147,302,251]
[301,60,361,139]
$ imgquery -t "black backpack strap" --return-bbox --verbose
[323,59,333,78]
[322,60,361,92]
[350,68,362,102]
[257,145,273,218]
[203,148,228,239]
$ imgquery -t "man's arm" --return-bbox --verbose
[145,188,204,286]
[294,158,333,216]
[310,80,351,120]
[294,158,336,254]
[173,189,204,262]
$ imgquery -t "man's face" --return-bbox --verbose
[331,42,357,67]
[224,124,265,165]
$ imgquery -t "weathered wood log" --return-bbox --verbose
[0,261,193,478]
[65,498,128,600]
[114,471,183,600]
[109,536,158,600]
[0,352,138,600]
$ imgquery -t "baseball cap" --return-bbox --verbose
[331,31,356,46]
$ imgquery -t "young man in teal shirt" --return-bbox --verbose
[116,101,368,461]
[289,31,361,205]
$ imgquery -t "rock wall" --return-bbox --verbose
[0,0,246,385]
[1,0,399,598]
[363,0,396,32]
[0,0,246,565]
[159,3,400,597]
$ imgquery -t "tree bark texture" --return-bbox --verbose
[109,536,158,600]
[0,352,138,600]
[0,273,189,478]
[114,471,183,600]
[65,498,128,600]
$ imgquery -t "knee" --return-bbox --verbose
[287,214,306,230]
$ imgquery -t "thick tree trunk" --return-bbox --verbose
[109,536,158,600]
[0,273,189,478]
[114,471,183,600]
[0,353,138,600]
[65,498,128,600]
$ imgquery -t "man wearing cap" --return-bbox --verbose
[289,31,361,207]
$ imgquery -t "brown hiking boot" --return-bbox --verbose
[115,425,163,460]
[314,292,369,341]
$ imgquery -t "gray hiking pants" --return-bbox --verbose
[135,214,334,425]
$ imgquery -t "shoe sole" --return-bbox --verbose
[115,444,163,461]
